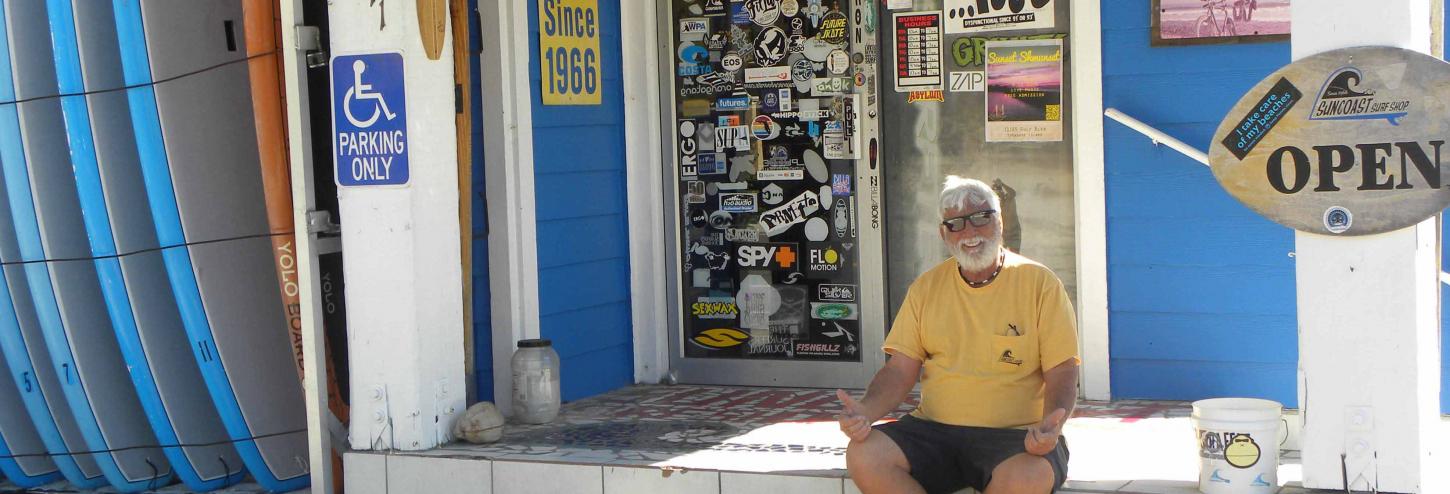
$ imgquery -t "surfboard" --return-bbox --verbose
[111,1,310,490]
[45,0,248,490]
[0,347,60,488]
[0,3,109,490]
[242,0,351,484]
[2,0,174,491]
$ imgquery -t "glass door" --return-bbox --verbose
[662,0,886,388]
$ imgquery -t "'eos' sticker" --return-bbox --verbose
[721,53,744,72]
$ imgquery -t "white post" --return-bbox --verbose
[279,1,337,491]
[1293,1,1443,491]
[478,0,542,417]
[328,0,466,450]
[621,0,669,384]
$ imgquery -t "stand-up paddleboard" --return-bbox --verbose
[0,348,60,488]
[0,4,104,489]
[112,1,310,491]
[242,3,350,483]
[1,1,173,491]
[46,0,248,490]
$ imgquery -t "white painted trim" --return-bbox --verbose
[279,3,335,492]
[622,0,669,384]
[1069,0,1111,401]
[479,0,541,416]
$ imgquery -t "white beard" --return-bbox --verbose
[952,234,1002,273]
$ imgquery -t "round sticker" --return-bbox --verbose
[679,120,697,137]
[752,115,781,140]
[721,53,744,72]
[747,0,781,26]
[827,50,850,75]
[1323,206,1353,234]
[780,0,799,17]
[754,27,789,66]
[690,209,708,228]
[804,217,829,241]
[816,11,848,45]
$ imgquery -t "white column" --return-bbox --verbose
[479,0,542,417]
[328,1,465,451]
[1293,1,1442,491]
[621,0,669,384]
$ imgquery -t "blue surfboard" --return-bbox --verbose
[112,1,310,491]
[0,1,118,490]
[44,0,248,490]
[0,1,173,491]
[0,347,60,488]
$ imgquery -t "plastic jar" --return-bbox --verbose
[511,339,560,424]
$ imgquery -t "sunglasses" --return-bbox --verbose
[941,210,997,232]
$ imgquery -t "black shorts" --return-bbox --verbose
[874,415,1069,494]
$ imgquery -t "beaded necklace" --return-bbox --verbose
[963,252,1005,288]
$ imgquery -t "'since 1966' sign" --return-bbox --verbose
[1209,46,1450,236]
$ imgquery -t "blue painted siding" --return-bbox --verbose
[527,0,633,402]
[1102,0,1298,406]
[468,0,495,402]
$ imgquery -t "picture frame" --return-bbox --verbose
[1150,0,1290,46]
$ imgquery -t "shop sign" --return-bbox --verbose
[538,0,602,105]
[1208,46,1450,236]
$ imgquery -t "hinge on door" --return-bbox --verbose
[307,210,341,235]
[295,25,327,68]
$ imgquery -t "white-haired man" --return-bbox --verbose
[838,176,1079,494]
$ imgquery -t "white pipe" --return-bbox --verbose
[1103,108,1209,166]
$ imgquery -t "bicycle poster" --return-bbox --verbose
[984,39,1063,143]
[1151,0,1290,46]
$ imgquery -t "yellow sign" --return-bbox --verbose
[538,0,602,105]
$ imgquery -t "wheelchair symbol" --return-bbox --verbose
[343,59,397,128]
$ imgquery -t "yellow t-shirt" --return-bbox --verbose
[883,252,1079,429]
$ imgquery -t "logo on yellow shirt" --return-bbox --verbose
[998,349,1023,366]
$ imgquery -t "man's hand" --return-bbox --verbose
[1024,408,1067,456]
[836,389,872,443]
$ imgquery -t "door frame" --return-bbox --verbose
[625,0,1110,399]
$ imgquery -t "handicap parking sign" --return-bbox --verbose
[332,53,408,186]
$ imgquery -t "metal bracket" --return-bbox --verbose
[307,210,341,235]
[295,25,328,68]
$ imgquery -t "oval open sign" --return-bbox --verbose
[1209,46,1450,236]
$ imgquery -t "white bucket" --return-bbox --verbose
[1191,398,1283,494]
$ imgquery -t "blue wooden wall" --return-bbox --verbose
[1101,0,1298,406]
[1103,0,1448,412]
[526,0,634,402]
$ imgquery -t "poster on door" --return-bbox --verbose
[893,11,943,92]
[985,39,1062,142]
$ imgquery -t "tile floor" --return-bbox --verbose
[6,384,1443,493]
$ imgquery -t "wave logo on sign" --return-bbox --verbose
[693,328,751,348]
[333,53,408,186]
[1308,66,1411,125]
